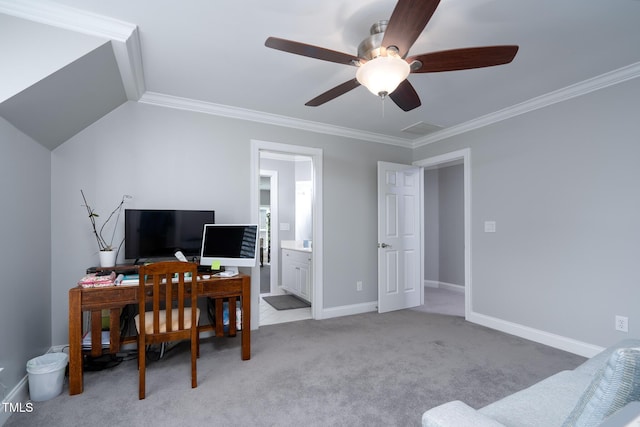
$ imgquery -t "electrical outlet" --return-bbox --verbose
[615,315,629,332]
[356,281,363,291]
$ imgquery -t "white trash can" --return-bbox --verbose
[26,353,68,401]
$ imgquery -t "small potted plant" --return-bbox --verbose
[81,190,131,267]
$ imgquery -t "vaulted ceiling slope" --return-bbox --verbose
[0,6,140,149]
[0,41,127,150]
[1,0,640,150]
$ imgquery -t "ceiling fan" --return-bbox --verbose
[265,0,518,112]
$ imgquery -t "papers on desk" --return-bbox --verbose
[77,272,142,287]
[86,273,194,286]
[82,331,110,349]
[77,272,116,287]
[118,274,139,285]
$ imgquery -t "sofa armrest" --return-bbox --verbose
[422,401,506,427]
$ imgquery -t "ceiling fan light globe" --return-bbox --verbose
[356,55,410,97]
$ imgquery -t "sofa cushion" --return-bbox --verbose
[562,347,640,427]
[422,401,506,427]
[479,370,593,427]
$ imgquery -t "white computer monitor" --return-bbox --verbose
[199,224,259,276]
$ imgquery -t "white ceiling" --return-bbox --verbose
[2,0,640,148]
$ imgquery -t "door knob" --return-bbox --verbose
[378,243,391,248]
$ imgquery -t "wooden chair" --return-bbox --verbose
[134,261,200,399]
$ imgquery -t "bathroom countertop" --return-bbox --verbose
[281,240,312,253]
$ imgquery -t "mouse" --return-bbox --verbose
[202,274,210,279]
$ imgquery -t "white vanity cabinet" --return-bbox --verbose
[281,247,312,303]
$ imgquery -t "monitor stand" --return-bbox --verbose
[217,266,239,277]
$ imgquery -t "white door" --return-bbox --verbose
[378,161,422,313]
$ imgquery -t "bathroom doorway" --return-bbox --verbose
[251,140,323,327]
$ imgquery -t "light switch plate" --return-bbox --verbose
[484,221,496,233]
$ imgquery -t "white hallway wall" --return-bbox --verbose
[413,76,640,351]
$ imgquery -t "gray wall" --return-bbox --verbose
[413,76,640,348]
[260,156,296,289]
[424,164,464,287]
[294,159,313,242]
[438,164,464,286]
[0,118,51,397]
[50,101,412,345]
[260,157,296,242]
[260,188,270,206]
[424,169,439,282]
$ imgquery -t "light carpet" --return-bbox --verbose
[412,286,465,317]
[6,310,586,427]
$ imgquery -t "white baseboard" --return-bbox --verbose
[467,311,604,358]
[1,375,29,426]
[440,282,464,293]
[424,280,440,288]
[320,301,377,319]
[424,282,598,357]
[424,280,465,293]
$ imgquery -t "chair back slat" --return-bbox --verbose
[165,273,173,332]
[177,276,185,330]
[153,274,161,334]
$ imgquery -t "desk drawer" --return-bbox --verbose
[80,287,136,309]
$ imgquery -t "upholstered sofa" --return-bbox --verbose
[422,339,640,427]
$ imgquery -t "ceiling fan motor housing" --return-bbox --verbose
[357,20,393,60]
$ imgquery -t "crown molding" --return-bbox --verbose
[141,61,640,150]
[0,0,145,100]
[139,92,414,148]
[413,62,640,148]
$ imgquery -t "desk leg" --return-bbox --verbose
[90,310,102,357]
[215,300,224,337]
[228,298,237,337]
[68,289,83,395]
[109,308,121,353]
[241,276,251,360]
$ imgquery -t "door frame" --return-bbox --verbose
[413,148,471,319]
[250,140,324,326]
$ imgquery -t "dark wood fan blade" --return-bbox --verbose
[305,78,361,107]
[389,79,421,111]
[408,46,519,73]
[265,37,360,66]
[382,0,441,58]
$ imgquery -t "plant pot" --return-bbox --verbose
[99,250,116,268]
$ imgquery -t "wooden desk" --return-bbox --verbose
[68,273,250,395]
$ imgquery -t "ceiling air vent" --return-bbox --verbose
[401,121,442,136]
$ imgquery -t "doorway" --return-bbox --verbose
[250,140,323,328]
[414,148,471,318]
